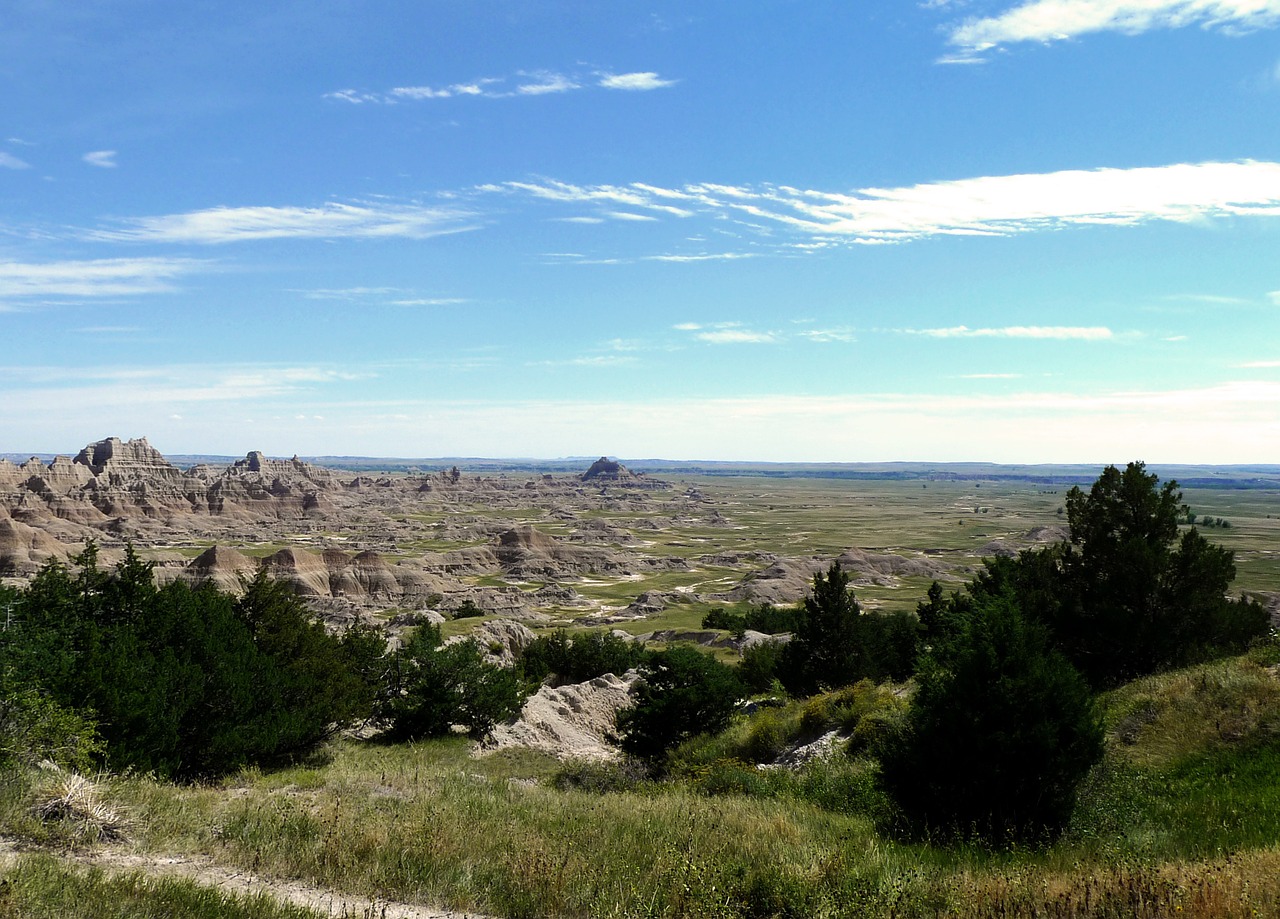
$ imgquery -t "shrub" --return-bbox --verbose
[451,599,486,619]
[701,607,746,636]
[518,629,642,685]
[0,686,101,773]
[878,588,1104,846]
[738,640,785,694]
[617,646,744,765]
[779,562,921,695]
[0,548,375,779]
[381,624,525,739]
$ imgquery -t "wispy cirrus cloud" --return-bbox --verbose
[0,257,203,300]
[82,150,117,168]
[294,287,467,307]
[676,322,780,344]
[906,325,1114,340]
[491,160,1280,247]
[598,71,677,90]
[88,201,477,244]
[0,152,31,170]
[948,0,1280,56]
[327,69,676,104]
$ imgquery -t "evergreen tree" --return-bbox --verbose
[617,645,743,764]
[381,624,525,740]
[878,588,1103,846]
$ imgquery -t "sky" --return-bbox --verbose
[2,0,1279,463]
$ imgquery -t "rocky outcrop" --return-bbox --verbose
[447,618,537,667]
[2,438,338,525]
[0,516,70,576]
[722,548,959,604]
[477,672,639,761]
[179,545,258,593]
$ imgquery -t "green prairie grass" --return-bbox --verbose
[5,650,1280,918]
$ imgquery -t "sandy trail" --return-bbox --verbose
[0,837,495,919]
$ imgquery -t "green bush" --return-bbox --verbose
[778,563,920,696]
[518,628,643,685]
[738,640,785,694]
[381,624,525,739]
[617,645,744,766]
[0,546,375,779]
[878,588,1104,846]
[0,685,101,773]
[451,599,486,620]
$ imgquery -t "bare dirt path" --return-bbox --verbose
[0,836,496,919]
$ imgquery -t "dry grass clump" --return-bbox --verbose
[947,850,1280,919]
[33,771,128,843]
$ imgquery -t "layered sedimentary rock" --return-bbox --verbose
[2,437,337,525]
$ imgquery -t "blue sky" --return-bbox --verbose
[2,0,1279,462]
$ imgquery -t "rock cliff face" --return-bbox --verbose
[2,437,335,524]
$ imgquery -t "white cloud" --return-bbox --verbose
[0,257,202,299]
[82,150,117,168]
[89,201,477,244]
[389,85,454,100]
[297,286,402,300]
[516,72,579,95]
[675,322,778,344]
[645,252,757,262]
[799,327,858,343]
[0,152,31,169]
[493,161,1280,246]
[598,71,677,91]
[950,0,1280,54]
[388,298,467,307]
[530,354,639,367]
[332,69,675,103]
[959,372,1025,378]
[908,325,1114,339]
[323,89,385,104]
[607,211,659,222]
[1237,359,1280,367]
[696,329,778,344]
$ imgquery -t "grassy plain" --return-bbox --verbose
[478,475,1280,628]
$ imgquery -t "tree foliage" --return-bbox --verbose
[0,546,376,779]
[779,562,919,695]
[518,628,643,686]
[954,462,1267,688]
[381,624,525,740]
[617,646,743,765]
[879,588,1104,846]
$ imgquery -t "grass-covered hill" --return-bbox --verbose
[2,646,1278,918]
[1,461,1277,918]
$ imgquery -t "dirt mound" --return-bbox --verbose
[581,457,628,481]
[0,516,69,576]
[836,547,955,585]
[181,545,258,592]
[478,672,638,761]
[497,525,560,552]
[446,619,537,666]
[260,547,333,596]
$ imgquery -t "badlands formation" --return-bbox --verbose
[0,437,1004,631]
